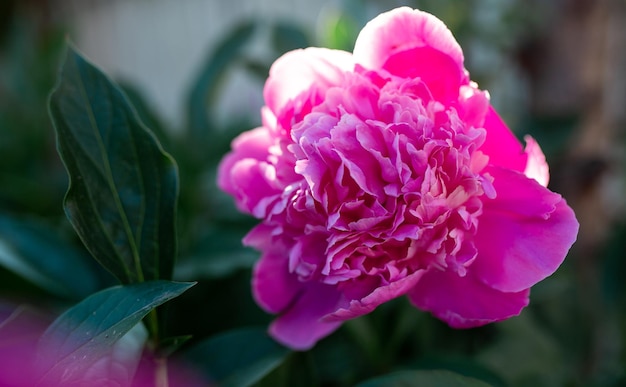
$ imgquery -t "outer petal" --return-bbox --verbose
[263,47,353,116]
[480,107,527,172]
[268,283,343,351]
[323,271,425,322]
[523,135,550,187]
[247,227,304,314]
[353,7,466,102]
[408,268,530,328]
[474,167,579,293]
[217,127,284,217]
[217,127,274,195]
[221,159,280,217]
[481,110,550,187]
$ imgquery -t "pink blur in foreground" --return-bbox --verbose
[217,7,579,350]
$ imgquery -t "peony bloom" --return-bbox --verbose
[217,7,578,350]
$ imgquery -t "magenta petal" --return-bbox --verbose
[474,167,579,293]
[217,127,283,216]
[523,135,550,187]
[458,84,490,128]
[382,47,463,103]
[353,7,465,101]
[263,48,353,116]
[246,226,303,314]
[354,7,463,74]
[217,127,273,195]
[480,107,527,172]
[268,283,343,350]
[408,268,530,328]
[324,271,425,322]
[224,159,280,217]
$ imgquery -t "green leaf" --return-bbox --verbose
[36,280,194,384]
[356,370,493,387]
[183,327,290,387]
[175,225,257,280]
[49,44,179,284]
[186,21,256,146]
[270,21,310,53]
[318,4,361,51]
[411,357,506,387]
[0,215,112,299]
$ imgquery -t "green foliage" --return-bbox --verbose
[49,46,179,284]
[182,327,291,387]
[0,15,66,217]
[36,281,194,385]
[0,214,109,300]
[356,370,493,387]
[186,20,257,155]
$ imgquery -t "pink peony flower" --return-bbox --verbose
[217,7,579,350]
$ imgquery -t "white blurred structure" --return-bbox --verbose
[56,0,328,129]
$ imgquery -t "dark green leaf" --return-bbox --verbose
[411,357,506,387]
[186,21,256,146]
[156,334,193,358]
[36,280,194,384]
[119,81,171,150]
[0,215,111,299]
[49,44,179,283]
[183,327,290,387]
[270,21,311,53]
[175,225,257,280]
[356,370,493,387]
[476,314,565,386]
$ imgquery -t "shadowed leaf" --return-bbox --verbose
[36,280,194,385]
[49,45,179,284]
[0,215,112,299]
[183,327,290,387]
[356,370,493,387]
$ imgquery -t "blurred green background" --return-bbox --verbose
[1,0,625,386]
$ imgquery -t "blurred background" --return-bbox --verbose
[1,0,625,386]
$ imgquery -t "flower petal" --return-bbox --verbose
[523,135,550,187]
[216,127,283,216]
[480,107,527,172]
[245,225,304,314]
[217,127,273,194]
[268,283,343,350]
[323,271,425,322]
[474,167,579,293]
[408,268,530,328]
[263,47,353,117]
[353,7,465,102]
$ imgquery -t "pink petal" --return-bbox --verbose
[523,135,550,187]
[268,283,343,350]
[480,107,527,172]
[246,226,303,314]
[408,268,530,328]
[222,158,280,217]
[474,167,579,293]
[217,127,274,195]
[458,84,490,129]
[323,271,425,322]
[217,127,284,217]
[263,48,353,116]
[353,7,466,102]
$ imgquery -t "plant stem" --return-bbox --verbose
[147,309,160,343]
[155,356,169,387]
